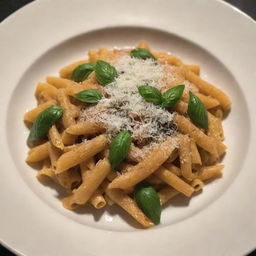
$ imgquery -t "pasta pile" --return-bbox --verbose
[24,41,231,228]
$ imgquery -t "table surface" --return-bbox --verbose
[0,0,255,256]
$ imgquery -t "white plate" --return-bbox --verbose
[1,0,256,255]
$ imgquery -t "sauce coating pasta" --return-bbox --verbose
[24,41,230,228]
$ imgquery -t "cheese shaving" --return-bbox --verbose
[80,56,178,146]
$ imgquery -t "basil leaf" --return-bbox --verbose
[94,60,118,86]
[161,84,185,108]
[134,183,161,225]
[138,85,162,105]
[109,131,132,168]
[130,48,156,60]
[188,91,208,130]
[71,63,95,82]
[28,105,63,142]
[74,89,102,103]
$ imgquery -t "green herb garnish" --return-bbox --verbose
[74,89,102,103]
[109,130,132,168]
[28,105,63,142]
[130,48,156,60]
[71,63,95,82]
[94,60,118,86]
[188,91,208,130]
[134,183,161,225]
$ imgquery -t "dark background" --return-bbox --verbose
[0,0,255,255]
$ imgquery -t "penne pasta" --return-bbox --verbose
[24,100,56,123]
[57,89,76,128]
[117,162,134,173]
[73,158,111,205]
[58,89,77,145]
[108,138,176,189]
[26,142,49,163]
[104,183,154,228]
[178,135,193,181]
[174,100,187,115]
[165,148,179,163]
[163,163,182,176]
[48,125,64,150]
[63,144,78,153]
[64,82,99,96]
[65,121,105,136]
[190,139,202,165]
[123,186,134,195]
[37,167,56,183]
[158,186,180,205]
[48,142,72,190]
[190,179,204,192]
[90,188,106,209]
[126,145,144,163]
[208,112,224,141]
[213,108,224,119]
[80,160,91,181]
[36,159,57,183]
[175,101,224,151]
[183,68,231,112]
[154,167,194,197]
[152,52,183,66]
[35,82,59,102]
[195,92,220,109]
[104,194,115,206]
[68,167,82,189]
[97,48,117,61]
[145,175,164,185]
[62,195,79,210]
[107,170,118,182]
[175,105,226,157]
[61,131,77,146]
[59,60,90,79]
[185,64,200,75]
[88,50,99,62]
[48,142,60,170]
[46,76,78,89]
[174,114,219,159]
[56,135,108,173]
[198,165,224,181]
[85,157,96,170]
[137,40,150,49]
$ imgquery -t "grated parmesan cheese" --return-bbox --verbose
[80,55,178,146]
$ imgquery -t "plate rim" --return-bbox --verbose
[1,0,256,255]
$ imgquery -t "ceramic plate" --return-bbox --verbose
[0,0,256,255]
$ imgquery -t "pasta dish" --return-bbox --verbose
[24,41,231,228]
